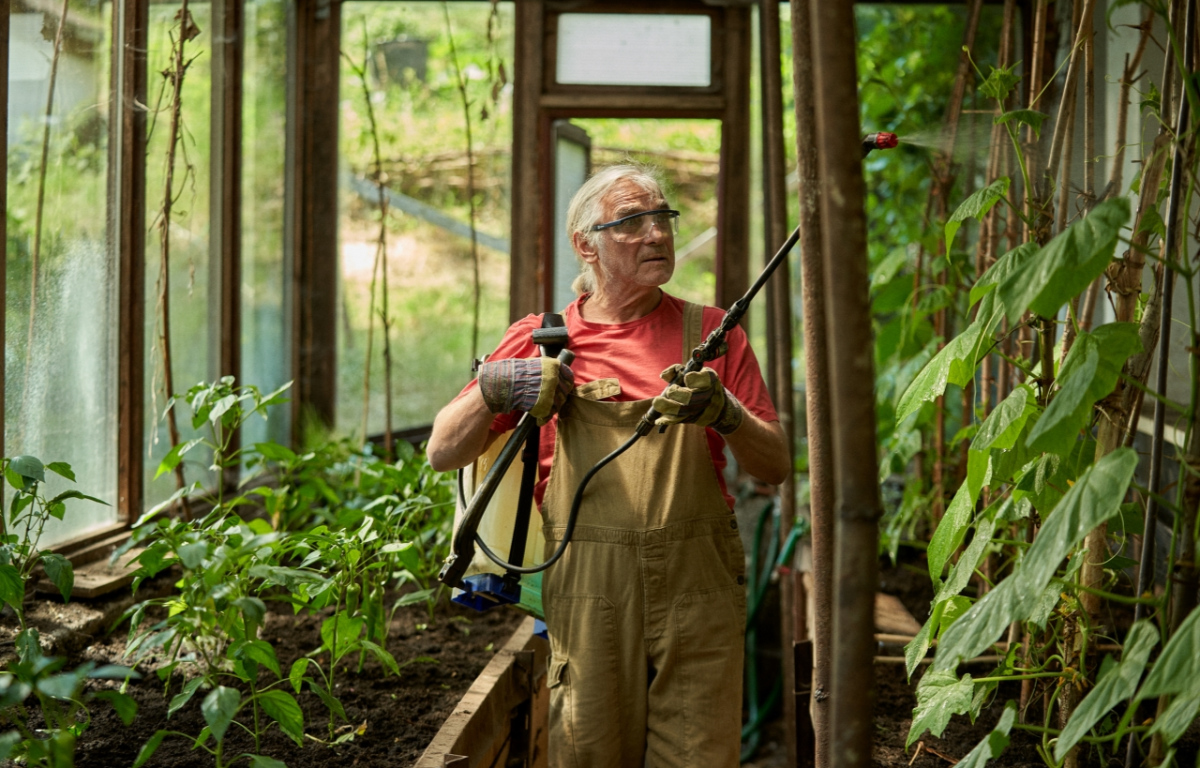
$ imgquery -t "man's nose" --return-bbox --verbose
[643,219,667,243]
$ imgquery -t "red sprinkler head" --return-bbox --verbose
[862,132,899,157]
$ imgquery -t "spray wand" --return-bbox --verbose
[440,133,898,590]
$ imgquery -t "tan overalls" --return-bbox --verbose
[540,302,747,768]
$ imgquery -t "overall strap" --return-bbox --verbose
[681,301,705,364]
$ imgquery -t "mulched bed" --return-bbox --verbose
[39,591,524,768]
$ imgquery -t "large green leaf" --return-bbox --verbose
[972,385,1037,454]
[0,563,24,610]
[905,605,940,679]
[935,449,1138,669]
[956,701,1017,768]
[168,677,205,718]
[971,242,1039,308]
[202,686,240,741]
[1149,689,1200,746]
[40,554,73,603]
[1139,607,1200,700]
[1055,621,1158,760]
[258,689,305,747]
[937,516,998,606]
[994,109,1049,138]
[928,481,975,582]
[132,731,168,768]
[248,756,288,768]
[907,670,975,747]
[1026,324,1142,456]
[997,197,1130,321]
[95,690,139,726]
[321,613,364,659]
[897,313,1000,424]
[946,178,1010,249]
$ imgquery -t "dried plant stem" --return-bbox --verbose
[343,38,393,456]
[444,2,483,363]
[21,0,71,440]
[154,0,196,501]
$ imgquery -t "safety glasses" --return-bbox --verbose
[590,209,680,242]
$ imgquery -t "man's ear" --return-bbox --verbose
[573,231,599,264]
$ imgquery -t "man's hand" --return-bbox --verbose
[478,357,575,424]
[653,364,744,435]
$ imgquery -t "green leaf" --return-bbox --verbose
[87,664,139,680]
[997,198,1131,322]
[979,62,1021,101]
[905,604,941,679]
[209,394,238,425]
[361,640,401,676]
[309,681,347,723]
[177,541,209,570]
[234,596,267,629]
[40,554,73,602]
[94,690,138,725]
[993,109,1049,138]
[946,177,1010,248]
[897,313,999,424]
[254,442,298,463]
[1139,607,1200,700]
[248,756,289,768]
[0,731,23,761]
[45,462,75,482]
[937,596,973,637]
[321,614,365,659]
[956,701,1017,768]
[288,658,310,694]
[937,515,998,605]
[972,385,1036,454]
[907,670,975,747]
[10,456,45,484]
[154,438,204,480]
[46,489,109,508]
[168,677,206,718]
[132,730,168,768]
[201,686,240,741]
[1149,689,1200,746]
[1026,324,1142,456]
[258,690,305,747]
[241,640,281,678]
[0,563,24,610]
[935,449,1138,670]
[249,565,326,590]
[1056,621,1158,760]
[871,247,910,291]
[928,480,976,581]
[381,541,420,573]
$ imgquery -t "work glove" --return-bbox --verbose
[653,364,744,435]
[478,357,575,425]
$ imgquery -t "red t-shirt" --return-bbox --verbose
[451,293,779,509]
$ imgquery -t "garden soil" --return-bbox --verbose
[60,591,524,768]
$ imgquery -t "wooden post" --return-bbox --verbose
[758,2,798,765]
[809,5,882,768]
[716,4,751,310]
[792,1,834,764]
[113,0,149,523]
[288,0,341,438]
[510,1,544,322]
[211,0,244,484]
[1,2,8,462]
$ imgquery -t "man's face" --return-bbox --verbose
[581,181,675,291]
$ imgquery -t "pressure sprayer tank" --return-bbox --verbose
[450,428,547,620]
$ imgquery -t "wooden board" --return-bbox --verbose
[416,616,550,768]
[874,592,922,636]
[38,548,143,599]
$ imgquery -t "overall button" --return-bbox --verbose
[730,519,738,529]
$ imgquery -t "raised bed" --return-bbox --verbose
[416,616,549,768]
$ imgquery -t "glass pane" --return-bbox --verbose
[556,14,711,87]
[241,0,290,449]
[143,2,215,507]
[337,2,513,438]
[5,0,118,545]
[552,128,588,312]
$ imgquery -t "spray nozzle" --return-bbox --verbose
[862,132,899,157]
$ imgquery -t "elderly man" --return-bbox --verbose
[427,165,789,768]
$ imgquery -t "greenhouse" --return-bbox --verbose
[3,0,1200,766]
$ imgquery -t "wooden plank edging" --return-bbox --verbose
[415,615,550,768]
